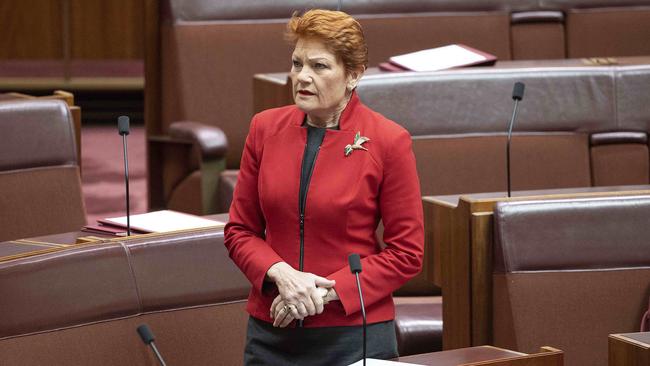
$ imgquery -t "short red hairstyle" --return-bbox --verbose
[286,9,368,74]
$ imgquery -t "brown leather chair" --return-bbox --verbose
[0,99,86,241]
[0,227,250,365]
[563,5,650,58]
[492,195,650,366]
[590,132,650,186]
[149,121,228,215]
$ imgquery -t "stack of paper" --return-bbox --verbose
[379,44,497,72]
[91,210,225,234]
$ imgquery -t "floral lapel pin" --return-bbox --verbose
[344,132,370,157]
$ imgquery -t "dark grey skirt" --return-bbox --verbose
[243,317,398,366]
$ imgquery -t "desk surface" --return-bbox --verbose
[398,345,525,365]
[611,332,650,347]
[0,213,228,262]
[425,184,650,207]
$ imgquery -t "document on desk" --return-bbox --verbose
[348,359,423,366]
[389,44,496,72]
[98,210,225,233]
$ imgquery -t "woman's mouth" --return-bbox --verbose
[298,90,315,96]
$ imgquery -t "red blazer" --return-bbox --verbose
[224,93,424,327]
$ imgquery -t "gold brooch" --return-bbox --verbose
[344,132,370,156]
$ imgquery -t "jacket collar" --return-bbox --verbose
[291,91,361,132]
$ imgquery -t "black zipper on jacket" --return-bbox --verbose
[297,126,325,327]
[299,145,320,272]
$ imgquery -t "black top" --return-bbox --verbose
[299,125,327,211]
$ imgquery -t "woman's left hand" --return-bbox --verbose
[270,295,298,327]
[270,287,332,327]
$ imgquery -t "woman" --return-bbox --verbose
[224,9,424,365]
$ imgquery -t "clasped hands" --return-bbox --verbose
[266,262,338,327]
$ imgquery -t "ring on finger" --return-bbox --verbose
[286,303,300,316]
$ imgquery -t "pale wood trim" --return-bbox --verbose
[471,212,494,346]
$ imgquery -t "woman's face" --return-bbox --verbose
[290,37,358,122]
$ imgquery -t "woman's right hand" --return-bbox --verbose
[270,287,330,327]
[266,262,335,319]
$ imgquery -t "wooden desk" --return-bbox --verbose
[423,185,650,350]
[398,345,562,366]
[0,213,228,263]
[609,332,650,366]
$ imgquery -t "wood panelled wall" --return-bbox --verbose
[0,0,143,59]
[0,0,64,58]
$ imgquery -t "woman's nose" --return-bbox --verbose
[297,68,312,83]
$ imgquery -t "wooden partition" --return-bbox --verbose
[423,185,650,350]
[0,0,143,60]
[609,332,650,366]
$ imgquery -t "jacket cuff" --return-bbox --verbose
[328,267,361,316]
[252,255,284,295]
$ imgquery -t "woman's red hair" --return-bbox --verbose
[286,9,368,74]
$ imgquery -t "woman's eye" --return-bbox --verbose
[314,63,327,69]
[292,60,301,68]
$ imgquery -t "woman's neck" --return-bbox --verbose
[306,93,352,128]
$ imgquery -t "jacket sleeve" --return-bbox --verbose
[224,115,283,294]
[328,128,424,316]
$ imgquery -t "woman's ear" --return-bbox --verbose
[347,68,364,91]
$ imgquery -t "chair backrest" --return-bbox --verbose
[0,99,86,241]
[355,64,650,195]
[0,228,251,365]
[492,195,650,366]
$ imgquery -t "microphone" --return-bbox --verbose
[136,324,167,366]
[117,116,131,236]
[349,253,366,366]
[506,82,525,198]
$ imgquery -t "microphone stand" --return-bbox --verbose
[118,115,131,236]
[349,253,367,366]
[506,82,525,198]
[354,271,367,366]
[148,340,166,366]
[121,133,130,236]
[506,99,519,198]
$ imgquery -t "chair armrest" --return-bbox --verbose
[150,121,228,215]
[168,121,228,160]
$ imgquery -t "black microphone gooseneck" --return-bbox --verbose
[349,253,366,366]
[506,82,525,198]
[136,324,167,366]
[117,116,131,236]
